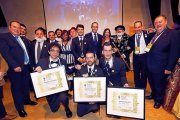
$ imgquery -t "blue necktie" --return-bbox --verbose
[94,33,98,45]
[15,37,29,64]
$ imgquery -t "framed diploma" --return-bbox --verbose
[107,87,145,119]
[30,66,69,98]
[74,77,106,102]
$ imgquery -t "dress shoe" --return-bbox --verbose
[1,114,17,120]
[65,108,72,118]
[145,95,153,100]
[154,102,161,109]
[24,101,38,106]
[18,110,27,117]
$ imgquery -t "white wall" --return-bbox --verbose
[0,0,45,40]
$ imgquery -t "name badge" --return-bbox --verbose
[144,43,152,52]
[135,47,140,54]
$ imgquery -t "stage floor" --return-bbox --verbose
[2,72,177,120]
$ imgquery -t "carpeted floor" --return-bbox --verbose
[2,72,178,120]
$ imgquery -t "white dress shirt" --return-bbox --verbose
[105,56,113,68]
[35,41,44,64]
[135,32,146,54]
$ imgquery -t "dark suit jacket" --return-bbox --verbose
[46,38,58,43]
[85,32,103,59]
[31,40,49,67]
[128,31,154,53]
[37,57,73,75]
[147,28,180,73]
[99,57,127,86]
[76,64,104,77]
[0,32,33,70]
[71,36,92,63]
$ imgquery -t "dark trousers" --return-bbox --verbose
[77,103,99,117]
[133,54,148,89]
[0,86,6,118]
[8,65,31,111]
[46,91,69,112]
[148,71,168,103]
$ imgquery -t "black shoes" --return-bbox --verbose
[65,108,72,118]
[24,101,38,106]
[145,95,153,100]
[18,110,27,117]
[154,102,161,109]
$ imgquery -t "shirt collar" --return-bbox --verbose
[49,57,59,62]
[78,36,83,40]
[87,64,95,71]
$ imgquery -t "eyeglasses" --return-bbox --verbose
[50,49,60,53]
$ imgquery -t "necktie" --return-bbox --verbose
[94,33,98,45]
[80,36,83,46]
[136,34,141,47]
[37,42,41,61]
[151,33,159,44]
[15,36,29,64]
[50,60,59,68]
[106,62,110,68]
[88,68,92,76]
[80,36,84,57]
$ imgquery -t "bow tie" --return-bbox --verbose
[50,61,59,64]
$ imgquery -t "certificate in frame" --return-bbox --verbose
[73,77,106,102]
[30,66,69,98]
[106,87,145,119]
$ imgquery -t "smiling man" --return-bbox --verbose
[146,15,180,109]
[35,42,73,118]
[0,21,37,117]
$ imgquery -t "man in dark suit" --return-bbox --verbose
[76,51,104,117]
[99,42,128,87]
[71,24,92,65]
[128,21,153,89]
[85,22,103,59]
[35,42,73,118]
[146,15,180,109]
[46,31,58,43]
[31,27,49,66]
[0,21,37,117]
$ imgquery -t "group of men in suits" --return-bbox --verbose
[0,14,179,119]
[75,42,128,117]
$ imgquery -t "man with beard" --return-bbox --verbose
[111,25,131,70]
[55,28,62,42]
[47,31,58,43]
[31,27,49,66]
[76,52,104,117]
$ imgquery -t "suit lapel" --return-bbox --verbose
[153,28,169,46]
[8,33,21,47]
[41,42,47,57]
